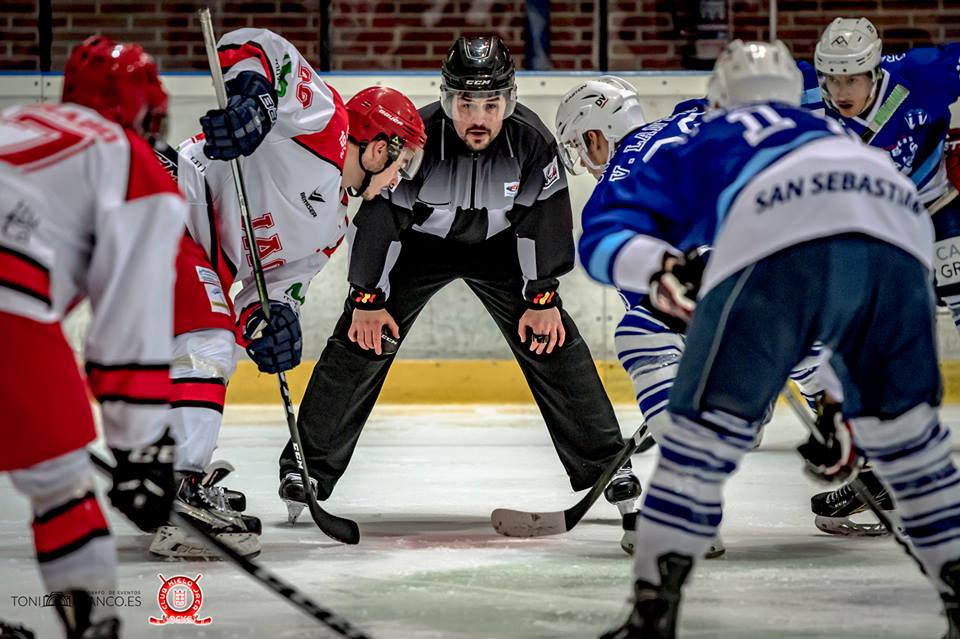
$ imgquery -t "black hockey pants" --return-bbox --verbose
[279,230,625,498]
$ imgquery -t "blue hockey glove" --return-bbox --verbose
[242,301,302,374]
[201,71,278,161]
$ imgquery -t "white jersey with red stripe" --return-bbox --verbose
[174,27,350,321]
[217,28,348,146]
[0,102,186,449]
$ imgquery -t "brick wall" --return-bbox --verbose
[1,0,958,72]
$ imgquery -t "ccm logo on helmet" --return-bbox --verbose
[464,78,493,87]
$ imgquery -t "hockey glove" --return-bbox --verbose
[242,300,302,374]
[649,246,711,324]
[108,430,176,532]
[201,71,278,161]
[796,398,862,483]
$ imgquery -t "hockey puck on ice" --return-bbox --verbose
[380,331,400,355]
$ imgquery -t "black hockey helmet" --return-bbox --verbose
[441,36,517,119]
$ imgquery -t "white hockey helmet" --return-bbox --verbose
[814,17,882,110]
[554,76,646,175]
[707,40,803,108]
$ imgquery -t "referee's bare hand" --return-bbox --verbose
[518,307,565,355]
[349,308,399,356]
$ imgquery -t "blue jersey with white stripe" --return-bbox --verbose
[579,102,844,296]
[580,102,707,307]
[799,43,960,202]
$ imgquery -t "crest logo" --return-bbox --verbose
[542,157,560,189]
[904,108,928,130]
[148,574,212,625]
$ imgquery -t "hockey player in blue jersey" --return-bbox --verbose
[800,16,960,536]
[555,79,728,557]
[555,80,706,444]
[801,17,960,298]
[590,40,959,639]
[562,80,822,558]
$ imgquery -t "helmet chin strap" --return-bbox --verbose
[347,138,399,198]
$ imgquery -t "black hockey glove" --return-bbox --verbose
[796,397,862,483]
[649,245,711,324]
[201,71,278,161]
[242,300,303,374]
[108,430,176,532]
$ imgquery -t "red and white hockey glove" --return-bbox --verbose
[796,399,862,483]
[648,246,711,324]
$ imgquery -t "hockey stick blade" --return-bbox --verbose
[89,450,374,638]
[492,423,651,538]
[304,486,360,544]
[297,445,360,544]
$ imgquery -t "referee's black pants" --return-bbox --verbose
[279,230,626,498]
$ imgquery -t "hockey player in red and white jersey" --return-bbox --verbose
[0,37,185,638]
[151,27,426,557]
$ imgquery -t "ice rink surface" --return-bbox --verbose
[2,404,956,639]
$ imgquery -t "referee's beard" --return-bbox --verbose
[463,126,495,150]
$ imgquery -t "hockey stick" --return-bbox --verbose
[781,383,925,572]
[88,452,375,638]
[491,423,653,537]
[198,8,359,545]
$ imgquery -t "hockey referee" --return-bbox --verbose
[279,36,638,518]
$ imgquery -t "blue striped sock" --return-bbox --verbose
[853,404,960,593]
[632,411,757,584]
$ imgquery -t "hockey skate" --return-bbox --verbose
[279,471,318,524]
[605,465,643,516]
[811,468,896,536]
[620,510,725,558]
[202,460,247,512]
[53,590,119,639]
[150,472,261,559]
[599,553,693,639]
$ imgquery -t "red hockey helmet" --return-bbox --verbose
[62,36,168,139]
[346,86,427,181]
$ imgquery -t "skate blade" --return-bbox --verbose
[284,499,306,525]
[814,515,892,537]
[705,536,726,559]
[615,499,638,517]
[621,532,725,559]
[150,525,262,559]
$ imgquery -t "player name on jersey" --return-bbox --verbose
[754,169,925,215]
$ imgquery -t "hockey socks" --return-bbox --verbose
[851,403,960,595]
[631,411,752,585]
